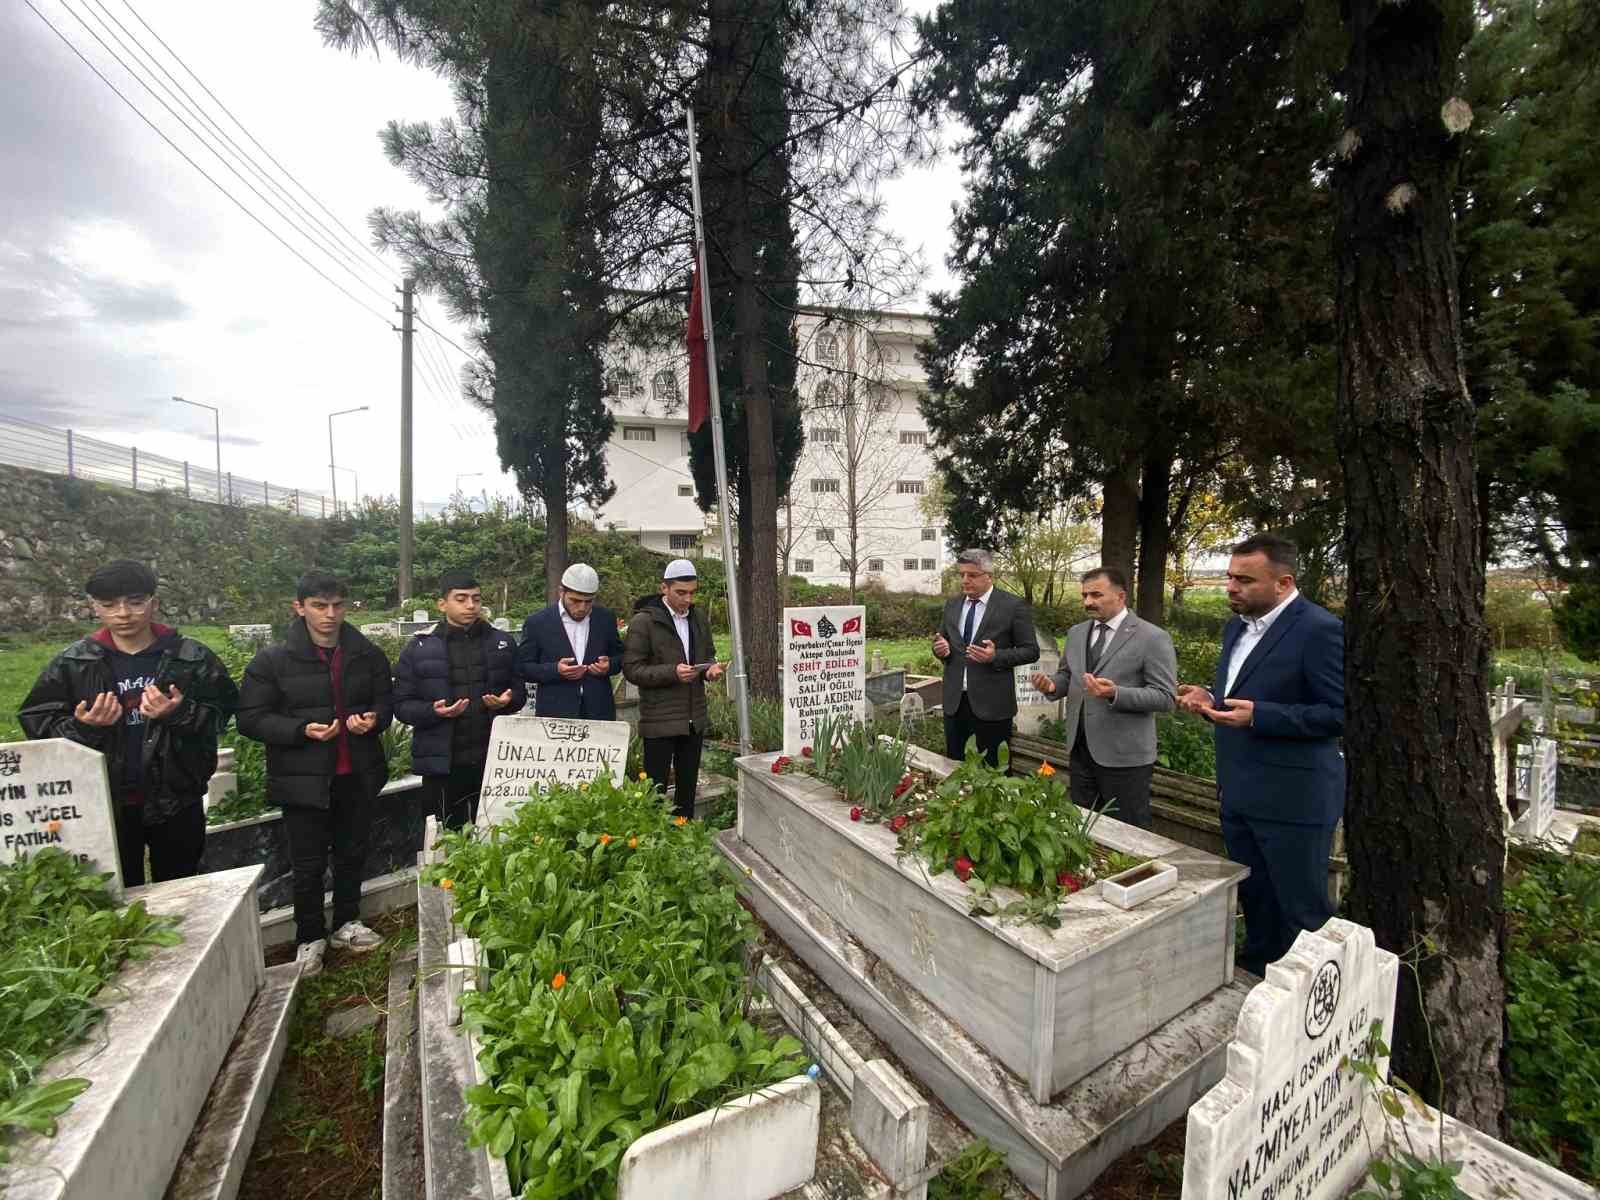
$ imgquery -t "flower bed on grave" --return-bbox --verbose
[0,849,179,1164]
[421,775,808,1198]
[733,728,1249,1104]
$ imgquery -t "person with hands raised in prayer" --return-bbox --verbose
[237,571,394,977]
[516,562,625,720]
[395,569,525,832]
[1175,533,1345,976]
[1029,566,1175,829]
[933,548,1039,767]
[19,559,238,885]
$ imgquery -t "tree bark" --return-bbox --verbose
[1100,461,1140,587]
[1135,445,1172,624]
[543,434,568,602]
[1335,0,1504,1131]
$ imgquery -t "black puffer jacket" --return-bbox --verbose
[392,620,524,776]
[235,619,394,810]
[17,625,238,824]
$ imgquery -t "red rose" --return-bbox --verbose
[1057,871,1082,893]
[954,856,974,882]
[849,806,862,821]
[890,814,908,833]
[802,746,813,758]
[772,756,792,774]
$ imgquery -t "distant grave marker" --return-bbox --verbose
[0,738,123,897]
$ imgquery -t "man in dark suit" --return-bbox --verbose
[516,563,626,719]
[1177,533,1344,976]
[1030,566,1176,828]
[932,548,1040,766]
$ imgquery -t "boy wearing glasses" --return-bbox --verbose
[18,560,239,885]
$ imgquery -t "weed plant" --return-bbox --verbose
[0,850,180,1161]
[423,774,805,1196]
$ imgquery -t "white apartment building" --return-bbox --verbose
[592,307,949,593]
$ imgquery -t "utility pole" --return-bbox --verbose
[399,277,416,605]
[328,406,369,515]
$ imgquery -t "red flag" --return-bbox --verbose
[841,615,861,634]
[790,618,813,637]
[686,260,709,433]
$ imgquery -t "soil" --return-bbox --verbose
[237,908,417,1200]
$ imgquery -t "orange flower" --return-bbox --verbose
[627,836,639,849]
[600,833,612,845]
[551,971,567,990]
[1037,762,1056,777]
[674,816,689,827]
[638,771,648,781]
[440,878,455,891]
[46,820,62,834]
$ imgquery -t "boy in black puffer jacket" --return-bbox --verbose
[236,570,393,976]
[18,560,238,886]
[393,568,524,830]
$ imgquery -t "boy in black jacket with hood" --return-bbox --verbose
[19,560,238,886]
[237,571,393,976]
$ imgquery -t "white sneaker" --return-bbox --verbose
[296,938,328,977]
[330,920,383,954]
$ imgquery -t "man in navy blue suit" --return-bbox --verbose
[1177,533,1344,976]
[516,563,626,719]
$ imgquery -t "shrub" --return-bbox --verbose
[1554,583,1600,662]
[1157,713,1217,779]
[1487,586,1559,651]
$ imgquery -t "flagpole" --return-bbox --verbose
[686,108,752,755]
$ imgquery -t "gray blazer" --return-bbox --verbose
[938,588,1040,721]
[1049,612,1177,768]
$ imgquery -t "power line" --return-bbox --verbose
[23,0,395,328]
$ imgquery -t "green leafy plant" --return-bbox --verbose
[929,1138,1009,1200]
[1346,1023,1469,1200]
[422,775,805,1197]
[0,850,182,1162]
[834,721,910,811]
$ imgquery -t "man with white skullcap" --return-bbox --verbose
[623,558,725,818]
[516,562,626,720]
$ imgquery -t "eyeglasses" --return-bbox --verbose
[92,595,153,613]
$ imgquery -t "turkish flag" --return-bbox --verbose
[686,260,709,433]
[841,615,861,634]
[790,619,813,637]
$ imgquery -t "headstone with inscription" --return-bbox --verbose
[0,738,123,897]
[360,621,400,639]
[476,716,632,828]
[1182,918,1399,1200]
[783,606,867,755]
[228,624,273,648]
[1015,644,1062,708]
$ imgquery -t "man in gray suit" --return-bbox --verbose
[933,548,1040,766]
[1030,566,1175,827]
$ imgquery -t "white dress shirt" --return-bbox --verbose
[1087,606,1129,658]
[670,605,693,662]
[1224,589,1299,696]
[958,587,993,691]
[561,608,591,664]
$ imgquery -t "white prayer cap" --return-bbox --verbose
[560,563,600,593]
[663,558,698,581]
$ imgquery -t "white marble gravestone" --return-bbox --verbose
[476,716,631,828]
[1183,918,1399,1200]
[0,738,123,897]
[783,606,867,754]
[227,623,273,648]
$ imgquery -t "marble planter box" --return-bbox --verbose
[0,866,266,1200]
[1101,859,1178,909]
[735,748,1248,1103]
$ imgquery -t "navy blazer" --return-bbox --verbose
[516,603,625,719]
[1211,595,1345,826]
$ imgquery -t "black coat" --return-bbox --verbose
[17,626,238,824]
[393,620,525,776]
[516,603,625,719]
[235,619,394,810]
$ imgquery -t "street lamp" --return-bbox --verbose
[172,396,222,501]
[334,465,359,507]
[328,406,370,514]
[454,471,482,504]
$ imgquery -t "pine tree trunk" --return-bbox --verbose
[1100,462,1140,587]
[543,432,568,602]
[1135,446,1172,624]
[1335,0,1505,1132]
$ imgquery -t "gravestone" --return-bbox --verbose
[865,669,906,708]
[413,609,429,623]
[227,624,272,648]
[0,738,123,897]
[360,621,399,639]
[783,606,868,754]
[899,691,925,723]
[1183,918,1399,1200]
[491,617,511,632]
[1015,645,1061,708]
[476,716,631,828]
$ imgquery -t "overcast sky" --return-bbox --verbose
[0,0,964,510]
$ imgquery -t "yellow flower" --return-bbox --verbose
[675,816,689,826]
[551,971,567,990]
[638,771,648,781]
[627,836,639,849]
[600,833,612,845]
[580,782,589,792]
[440,878,454,891]
[1037,762,1056,777]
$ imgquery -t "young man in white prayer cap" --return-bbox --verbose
[623,558,724,818]
[516,562,626,719]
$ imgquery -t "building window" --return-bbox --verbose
[608,369,641,398]
[817,332,839,362]
[921,558,937,570]
[622,426,656,442]
[899,429,927,445]
[794,558,814,573]
[867,558,884,572]
[869,390,891,414]
[815,527,834,541]
[652,369,679,402]
[814,381,838,407]
[811,426,840,443]
[921,527,937,541]
[677,484,693,497]
[839,558,851,571]
[903,558,918,571]
[896,479,925,495]
[811,478,840,494]
[669,533,699,551]
[879,345,900,363]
